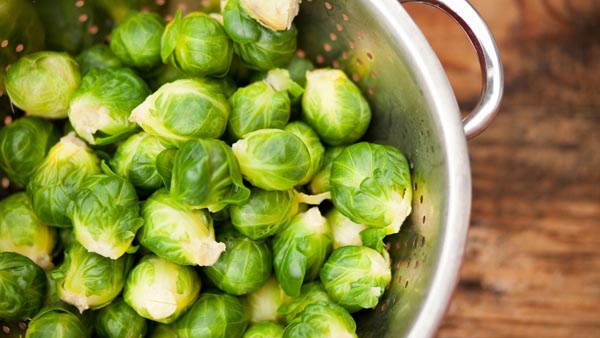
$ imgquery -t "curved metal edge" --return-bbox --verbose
[400,0,504,139]
[373,1,473,337]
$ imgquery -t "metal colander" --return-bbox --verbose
[0,0,502,337]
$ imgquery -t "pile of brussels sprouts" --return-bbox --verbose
[0,0,413,337]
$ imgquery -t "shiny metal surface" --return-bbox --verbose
[399,0,504,139]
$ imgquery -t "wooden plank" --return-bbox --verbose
[405,1,600,337]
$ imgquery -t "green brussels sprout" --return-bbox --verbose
[0,192,56,270]
[330,142,412,234]
[282,303,357,338]
[68,67,150,145]
[302,69,372,146]
[227,80,290,140]
[287,56,314,88]
[168,139,250,212]
[34,0,109,55]
[204,228,273,296]
[272,207,332,297]
[0,252,46,321]
[319,245,391,313]
[138,189,226,266]
[149,323,178,338]
[161,10,233,77]
[27,133,101,227]
[124,255,201,324]
[243,321,284,338]
[232,129,310,191]
[223,0,297,71]
[240,0,300,31]
[308,146,344,194]
[25,307,89,338]
[325,207,369,249]
[69,172,143,259]
[110,11,165,71]
[175,293,249,338]
[243,275,290,324]
[277,281,333,324]
[76,44,123,75]
[130,78,230,147]
[51,242,134,313]
[284,121,324,185]
[95,298,148,338]
[0,116,59,187]
[229,188,299,240]
[0,0,45,68]
[5,51,81,119]
[110,132,167,196]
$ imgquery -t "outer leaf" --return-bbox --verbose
[0,252,46,321]
[169,139,250,212]
[272,207,332,297]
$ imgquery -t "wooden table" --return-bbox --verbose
[405,1,600,337]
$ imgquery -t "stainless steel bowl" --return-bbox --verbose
[0,0,503,337]
[297,1,503,336]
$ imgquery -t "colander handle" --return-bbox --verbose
[400,0,504,139]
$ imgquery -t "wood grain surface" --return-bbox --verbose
[405,1,600,337]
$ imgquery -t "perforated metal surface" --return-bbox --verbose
[0,1,473,337]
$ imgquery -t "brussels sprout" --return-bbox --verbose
[282,303,357,338]
[0,116,59,187]
[227,68,302,140]
[284,121,324,185]
[95,298,148,338]
[124,255,201,323]
[272,207,332,297]
[0,252,46,321]
[69,172,143,259]
[138,189,226,266]
[130,78,230,147]
[277,281,333,324]
[76,44,123,75]
[223,0,297,71]
[227,80,290,140]
[175,293,249,338]
[5,51,81,119]
[240,0,300,31]
[243,321,284,338]
[110,11,165,71]
[149,323,178,338]
[204,228,272,296]
[308,146,344,195]
[168,139,250,212]
[51,243,134,313]
[319,245,391,313]
[232,129,310,191]
[110,132,167,196]
[161,10,233,77]
[34,0,109,55]
[230,188,299,240]
[25,307,89,338]
[0,192,56,270]
[27,133,101,227]
[330,142,412,234]
[68,67,150,145]
[287,56,314,88]
[325,208,368,249]
[302,69,372,146]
